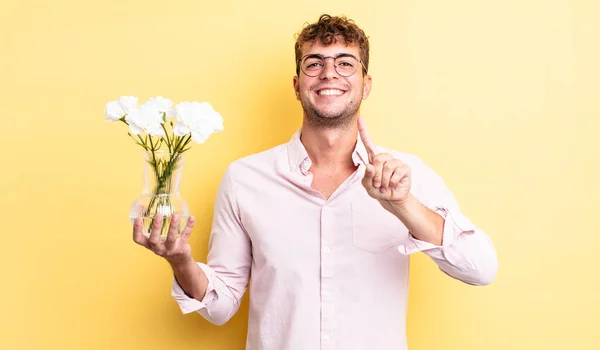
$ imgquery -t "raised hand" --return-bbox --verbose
[133,214,195,265]
[358,116,411,208]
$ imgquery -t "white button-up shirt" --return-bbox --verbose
[172,130,498,350]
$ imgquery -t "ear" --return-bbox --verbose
[293,75,301,101]
[362,74,372,100]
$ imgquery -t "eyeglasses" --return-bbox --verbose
[297,53,367,77]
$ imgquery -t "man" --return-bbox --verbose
[133,14,498,350]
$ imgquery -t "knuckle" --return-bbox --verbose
[187,217,195,227]
[376,153,391,161]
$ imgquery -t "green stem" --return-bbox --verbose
[144,146,179,236]
[173,135,183,152]
[148,136,155,152]
[145,137,159,217]
[128,134,145,148]
[175,134,191,153]
[162,123,172,153]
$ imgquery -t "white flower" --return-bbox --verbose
[126,100,166,136]
[148,96,176,119]
[119,96,138,114]
[174,101,224,144]
[104,101,125,121]
[104,96,138,122]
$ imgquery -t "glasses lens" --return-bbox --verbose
[301,57,324,76]
[334,56,358,76]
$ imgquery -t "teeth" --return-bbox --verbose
[318,89,344,96]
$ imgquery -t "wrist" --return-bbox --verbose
[169,255,195,272]
[388,193,416,214]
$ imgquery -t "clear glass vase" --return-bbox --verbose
[129,149,190,238]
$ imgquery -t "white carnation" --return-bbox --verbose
[148,96,176,119]
[125,100,166,136]
[118,96,138,114]
[174,101,224,144]
[104,101,125,121]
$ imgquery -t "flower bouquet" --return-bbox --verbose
[104,96,223,238]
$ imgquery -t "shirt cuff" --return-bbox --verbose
[398,206,476,269]
[170,262,218,315]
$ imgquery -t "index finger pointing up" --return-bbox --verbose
[358,115,378,162]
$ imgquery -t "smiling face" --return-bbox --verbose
[293,39,372,130]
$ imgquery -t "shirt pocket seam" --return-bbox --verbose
[351,200,401,253]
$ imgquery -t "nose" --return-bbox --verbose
[319,57,339,80]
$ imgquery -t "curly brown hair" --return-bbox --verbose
[294,14,370,76]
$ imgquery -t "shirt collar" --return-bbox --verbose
[287,129,309,173]
[287,128,371,174]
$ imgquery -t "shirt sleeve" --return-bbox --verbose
[396,154,498,286]
[171,164,252,325]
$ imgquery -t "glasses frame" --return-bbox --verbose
[297,53,368,77]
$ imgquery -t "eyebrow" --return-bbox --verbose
[302,53,358,60]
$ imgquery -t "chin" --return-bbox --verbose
[308,111,356,129]
[318,110,346,119]
[301,98,360,129]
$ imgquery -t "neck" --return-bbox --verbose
[300,117,359,169]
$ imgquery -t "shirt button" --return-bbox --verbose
[322,291,330,300]
[323,335,330,343]
[323,247,331,253]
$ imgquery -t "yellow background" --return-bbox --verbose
[1,0,598,349]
